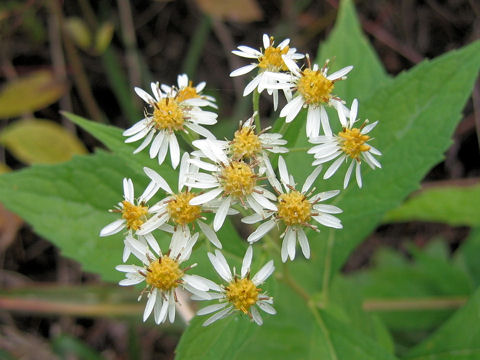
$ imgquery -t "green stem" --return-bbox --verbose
[278,121,291,136]
[321,230,335,305]
[280,261,310,303]
[252,89,261,129]
[363,296,468,311]
[288,147,310,153]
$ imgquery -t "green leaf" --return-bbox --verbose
[455,228,480,287]
[64,17,91,50]
[176,279,397,360]
[0,119,87,164]
[0,151,141,282]
[404,288,480,360]
[384,183,480,226]
[315,0,390,103]
[0,71,67,118]
[346,241,473,333]
[52,335,106,360]
[272,0,390,143]
[289,40,480,293]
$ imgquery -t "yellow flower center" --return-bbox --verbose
[145,256,183,291]
[277,191,311,226]
[176,82,199,103]
[152,98,184,131]
[258,43,290,71]
[167,191,202,226]
[338,128,371,159]
[221,161,256,198]
[225,278,260,314]
[297,68,334,105]
[121,200,148,231]
[231,126,262,159]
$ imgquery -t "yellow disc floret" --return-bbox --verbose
[226,277,260,314]
[145,256,183,291]
[167,191,202,226]
[338,128,370,160]
[277,191,312,226]
[122,200,148,231]
[258,42,290,71]
[297,68,334,105]
[176,81,199,103]
[152,98,184,131]
[221,161,256,198]
[231,126,262,159]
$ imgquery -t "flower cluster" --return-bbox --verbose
[101,34,381,327]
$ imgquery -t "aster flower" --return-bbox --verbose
[160,73,217,109]
[136,153,223,248]
[243,156,343,262]
[230,34,304,110]
[100,178,164,261]
[279,56,353,138]
[116,232,214,324]
[186,138,278,231]
[196,246,275,326]
[123,82,218,169]
[308,99,382,188]
[226,114,288,161]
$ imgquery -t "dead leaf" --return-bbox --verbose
[0,118,87,164]
[194,0,263,22]
[0,71,67,119]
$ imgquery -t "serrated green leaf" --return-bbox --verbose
[0,71,67,118]
[384,183,480,226]
[0,119,87,164]
[0,151,143,282]
[404,288,480,360]
[287,40,480,294]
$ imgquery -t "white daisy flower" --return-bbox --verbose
[99,177,165,262]
[123,82,218,169]
[160,73,217,109]
[136,153,223,249]
[227,113,288,161]
[243,156,343,262]
[197,246,276,326]
[187,138,278,231]
[279,56,353,138]
[116,232,214,324]
[308,98,382,188]
[230,34,304,110]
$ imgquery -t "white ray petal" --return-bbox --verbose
[241,246,253,278]
[213,196,231,231]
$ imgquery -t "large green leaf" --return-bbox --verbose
[384,183,480,226]
[286,40,480,293]
[0,151,140,282]
[404,288,480,360]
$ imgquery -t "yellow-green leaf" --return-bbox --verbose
[64,17,91,50]
[0,119,87,164]
[0,71,67,118]
[94,22,114,55]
